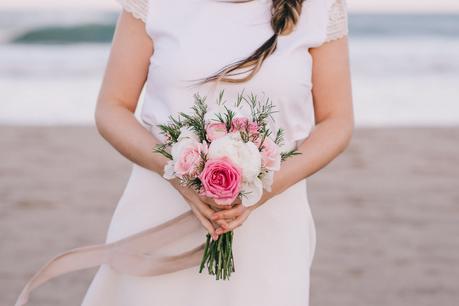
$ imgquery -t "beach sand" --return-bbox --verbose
[1,126,458,306]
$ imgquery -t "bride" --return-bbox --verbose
[80,0,354,305]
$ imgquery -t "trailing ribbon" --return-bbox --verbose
[15,210,204,306]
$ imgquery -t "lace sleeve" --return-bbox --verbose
[115,0,149,23]
[324,0,349,43]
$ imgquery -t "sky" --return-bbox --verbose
[0,0,459,12]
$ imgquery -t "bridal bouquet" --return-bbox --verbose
[153,90,300,280]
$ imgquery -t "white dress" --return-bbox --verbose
[81,0,348,305]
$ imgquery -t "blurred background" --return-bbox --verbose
[1,0,458,305]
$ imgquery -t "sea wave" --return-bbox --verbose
[11,24,115,44]
[349,13,459,38]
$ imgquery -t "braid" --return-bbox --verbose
[271,0,303,35]
[194,0,305,85]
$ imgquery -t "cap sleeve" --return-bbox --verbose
[324,0,349,43]
[116,0,149,23]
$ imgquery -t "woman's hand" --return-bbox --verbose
[209,204,254,235]
[198,195,239,211]
[168,178,230,241]
[208,190,274,235]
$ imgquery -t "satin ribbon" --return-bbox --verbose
[15,210,205,306]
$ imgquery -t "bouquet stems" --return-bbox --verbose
[198,231,235,280]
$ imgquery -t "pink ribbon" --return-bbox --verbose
[15,210,204,306]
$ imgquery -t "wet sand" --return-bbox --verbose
[1,126,458,306]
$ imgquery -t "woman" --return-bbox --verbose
[82,0,354,305]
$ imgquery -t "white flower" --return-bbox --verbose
[177,126,199,142]
[163,160,176,180]
[241,177,263,206]
[207,132,261,182]
[171,137,196,160]
[260,170,274,192]
[169,137,207,178]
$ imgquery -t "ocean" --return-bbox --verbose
[0,11,458,126]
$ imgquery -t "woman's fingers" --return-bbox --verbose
[211,204,245,221]
[193,198,226,223]
[191,196,230,234]
[215,209,251,235]
[187,201,219,240]
[174,182,229,240]
[231,197,242,205]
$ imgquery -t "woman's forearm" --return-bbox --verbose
[95,103,169,175]
[270,116,353,198]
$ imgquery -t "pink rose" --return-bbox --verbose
[174,141,206,178]
[259,137,281,171]
[199,157,242,205]
[206,122,228,142]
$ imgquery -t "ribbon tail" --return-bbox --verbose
[14,210,204,306]
[15,243,112,306]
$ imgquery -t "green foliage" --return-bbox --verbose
[178,93,208,143]
[274,128,285,146]
[157,114,183,144]
[281,149,302,161]
[152,143,172,160]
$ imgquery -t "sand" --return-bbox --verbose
[1,126,458,306]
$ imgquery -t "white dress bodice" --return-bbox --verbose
[117,0,349,149]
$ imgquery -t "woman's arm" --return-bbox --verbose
[94,11,169,175]
[211,36,354,232]
[268,36,354,199]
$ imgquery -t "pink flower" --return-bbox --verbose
[231,117,259,138]
[259,137,281,171]
[230,117,249,132]
[173,141,206,178]
[247,121,259,136]
[199,157,242,205]
[206,122,228,142]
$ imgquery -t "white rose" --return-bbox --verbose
[241,177,263,206]
[207,132,261,181]
[170,137,197,161]
[260,170,274,192]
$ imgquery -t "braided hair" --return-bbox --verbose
[195,0,305,85]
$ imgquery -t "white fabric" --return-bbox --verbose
[116,0,148,22]
[325,0,349,42]
[81,0,349,305]
[117,0,349,43]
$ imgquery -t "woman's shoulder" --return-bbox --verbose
[115,0,149,23]
[292,0,349,48]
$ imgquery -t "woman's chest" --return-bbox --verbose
[144,0,325,95]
